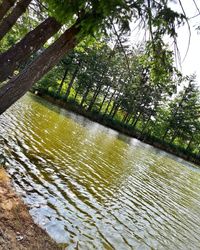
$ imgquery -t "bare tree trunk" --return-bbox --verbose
[65,63,80,100]
[98,85,110,113]
[74,86,80,101]
[0,16,61,82]
[132,112,142,129]
[0,0,16,21]
[140,114,151,136]
[0,22,80,115]
[111,101,121,119]
[80,85,91,107]
[109,92,120,117]
[124,113,132,125]
[186,136,193,150]
[121,112,129,123]
[169,130,178,144]
[0,0,31,41]
[87,85,102,111]
[103,90,116,116]
[56,67,68,96]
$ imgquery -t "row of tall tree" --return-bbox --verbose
[34,41,200,155]
[0,0,190,114]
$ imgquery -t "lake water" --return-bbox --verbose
[1,93,200,249]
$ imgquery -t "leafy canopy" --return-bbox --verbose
[45,0,186,39]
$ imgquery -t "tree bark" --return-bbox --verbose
[0,16,61,83]
[0,22,80,115]
[56,67,68,96]
[87,85,102,111]
[186,135,193,150]
[132,112,142,129]
[98,85,110,113]
[64,63,80,100]
[109,92,120,116]
[80,85,91,107]
[122,112,129,123]
[0,0,16,21]
[103,90,116,116]
[0,0,31,41]
[111,101,121,119]
[141,114,151,135]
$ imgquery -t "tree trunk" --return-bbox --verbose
[109,92,120,117]
[186,136,193,150]
[87,85,102,111]
[170,130,178,144]
[141,114,151,136]
[0,0,16,21]
[124,113,132,125]
[74,86,81,101]
[98,85,110,113]
[122,112,129,123]
[0,22,80,115]
[111,101,121,119]
[56,67,68,96]
[0,16,61,83]
[162,128,169,142]
[103,90,116,116]
[0,0,31,41]
[65,64,80,100]
[80,85,90,107]
[132,112,142,129]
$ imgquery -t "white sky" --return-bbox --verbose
[174,0,200,83]
[129,0,200,84]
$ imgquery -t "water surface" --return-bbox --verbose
[1,93,200,249]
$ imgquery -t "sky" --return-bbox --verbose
[129,0,200,84]
[174,0,200,83]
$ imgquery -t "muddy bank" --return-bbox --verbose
[0,167,62,250]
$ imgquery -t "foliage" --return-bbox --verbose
[34,39,200,157]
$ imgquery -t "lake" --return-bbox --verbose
[1,93,200,249]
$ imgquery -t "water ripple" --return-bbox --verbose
[1,93,200,249]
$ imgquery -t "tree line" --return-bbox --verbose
[34,40,200,157]
[1,0,200,162]
[0,0,188,114]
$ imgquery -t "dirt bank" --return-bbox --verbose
[0,167,62,250]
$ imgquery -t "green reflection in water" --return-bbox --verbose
[1,93,200,250]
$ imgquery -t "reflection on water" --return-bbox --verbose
[1,93,200,249]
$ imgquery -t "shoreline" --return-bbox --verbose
[34,91,200,167]
[0,167,63,250]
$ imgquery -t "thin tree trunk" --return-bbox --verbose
[0,0,16,21]
[98,85,110,113]
[122,112,129,123]
[74,86,80,101]
[103,90,116,116]
[141,114,151,135]
[0,16,61,82]
[0,0,31,41]
[130,113,138,126]
[111,101,121,119]
[124,113,132,125]
[170,130,178,144]
[109,93,120,116]
[87,85,102,111]
[132,112,142,129]
[186,136,193,150]
[80,86,90,107]
[56,67,68,96]
[0,22,80,115]
[65,64,80,100]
